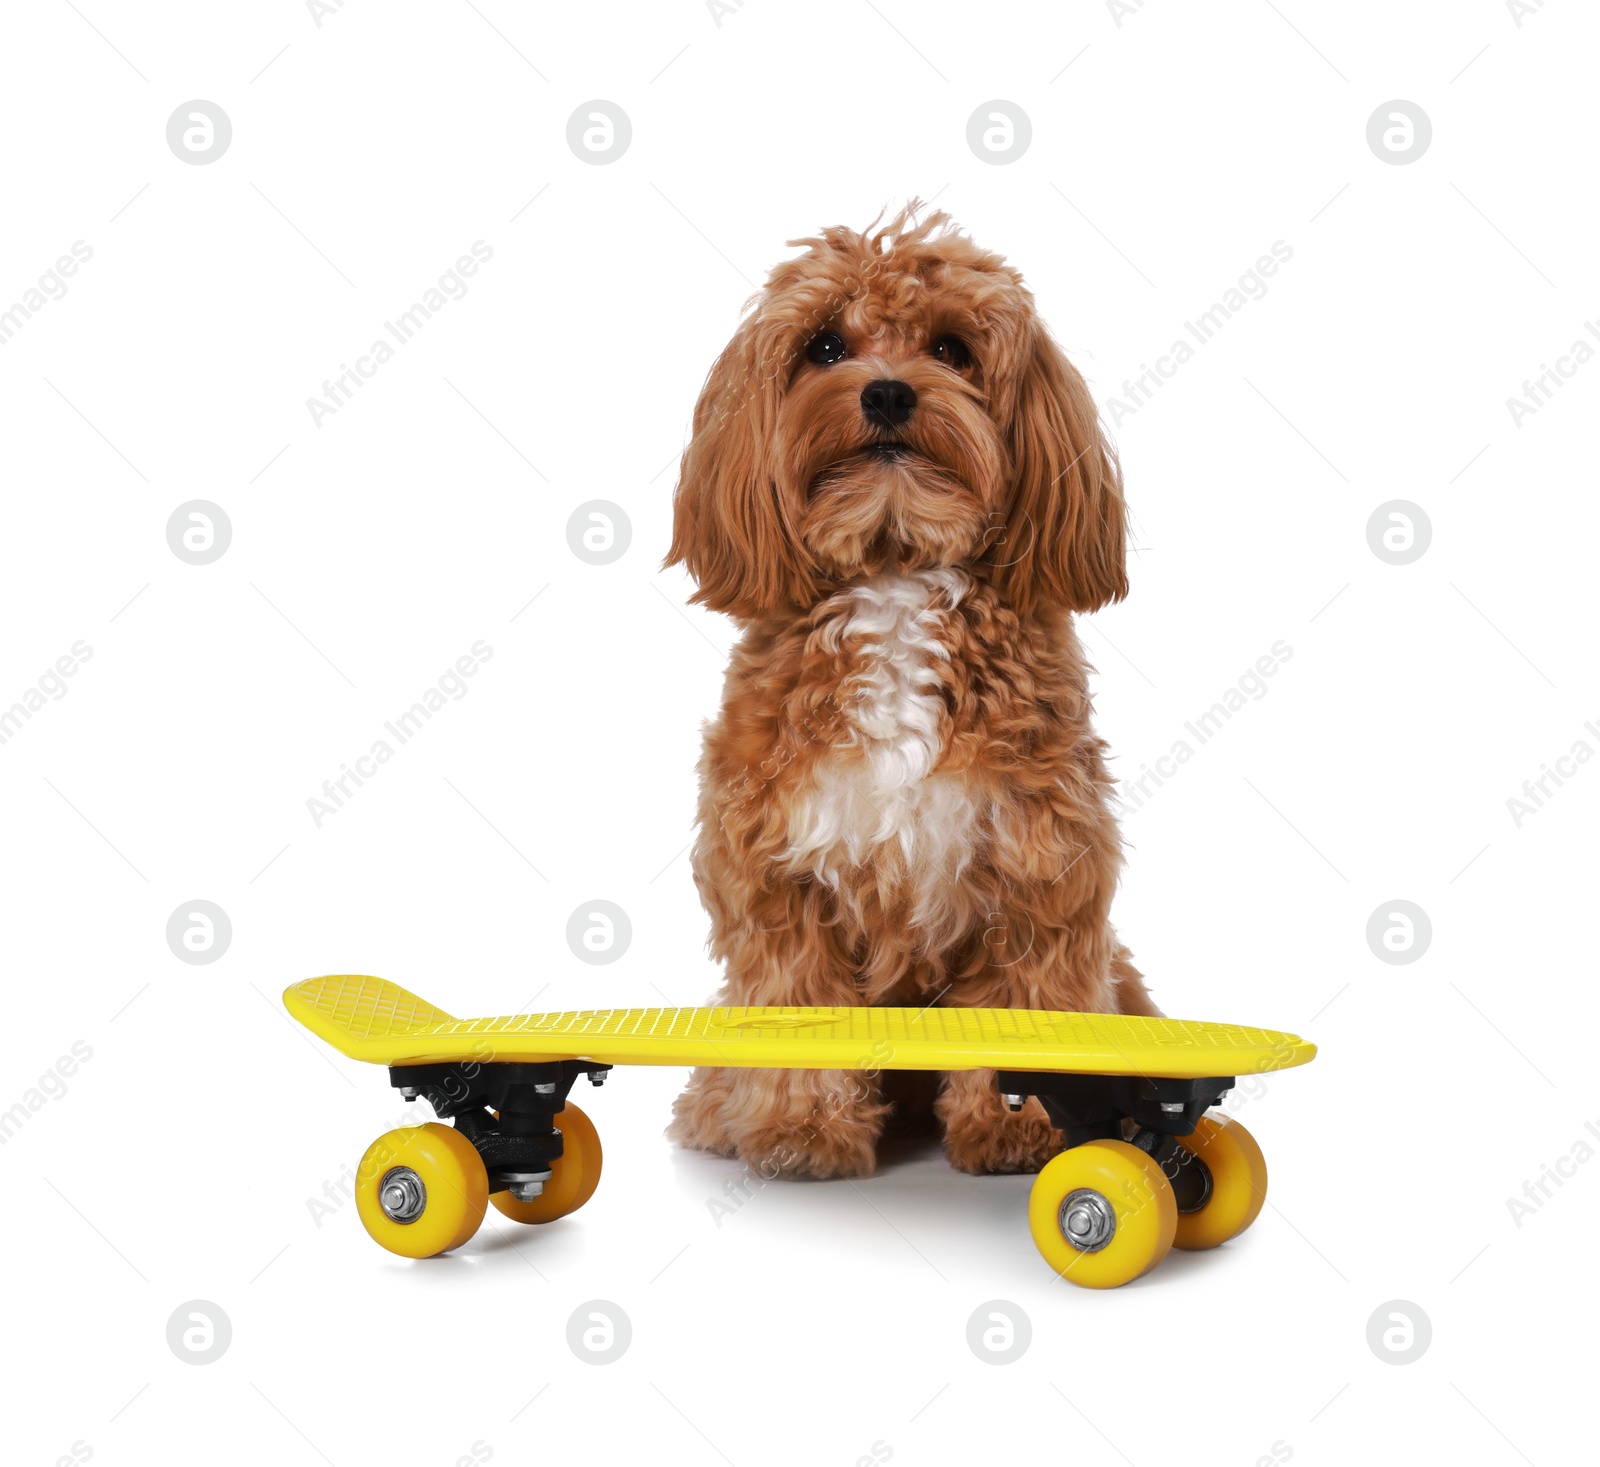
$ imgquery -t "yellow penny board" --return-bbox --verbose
[283,974,1315,1079]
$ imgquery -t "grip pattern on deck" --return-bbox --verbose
[284,974,1316,1079]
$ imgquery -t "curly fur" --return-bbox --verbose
[665,205,1156,1180]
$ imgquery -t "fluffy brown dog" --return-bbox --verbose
[666,206,1156,1179]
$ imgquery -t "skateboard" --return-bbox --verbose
[284,973,1316,1287]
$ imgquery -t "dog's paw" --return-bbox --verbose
[667,1068,738,1157]
[737,1125,877,1181]
[676,1066,888,1177]
[943,1106,1062,1175]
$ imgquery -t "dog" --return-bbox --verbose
[665,206,1157,1180]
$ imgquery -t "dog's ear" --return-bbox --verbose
[987,320,1127,616]
[665,314,813,618]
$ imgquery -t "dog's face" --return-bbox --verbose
[778,273,1007,584]
[668,208,1127,619]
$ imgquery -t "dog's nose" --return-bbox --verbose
[860,378,917,429]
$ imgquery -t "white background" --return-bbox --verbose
[3,1,1596,1463]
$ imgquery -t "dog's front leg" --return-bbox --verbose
[937,909,1140,1173]
[668,854,890,1178]
[935,818,1136,1174]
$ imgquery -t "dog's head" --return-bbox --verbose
[666,206,1127,619]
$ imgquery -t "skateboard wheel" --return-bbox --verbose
[489,1101,603,1225]
[355,1122,488,1259]
[1028,1138,1176,1288]
[1171,1114,1267,1251]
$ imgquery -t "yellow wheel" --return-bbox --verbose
[355,1122,488,1259]
[1171,1114,1268,1251]
[1028,1138,1177,1288]
[489,1102,603,1224]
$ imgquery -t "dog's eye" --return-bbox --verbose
[806,332,847,365]
[931,335,972,369]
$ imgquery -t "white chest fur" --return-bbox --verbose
[784,569,980,927]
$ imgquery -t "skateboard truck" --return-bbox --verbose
[388,1058,611,1196]
[995,1070,1235,1214]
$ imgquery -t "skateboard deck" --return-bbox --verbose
[283,973,1315,1079]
